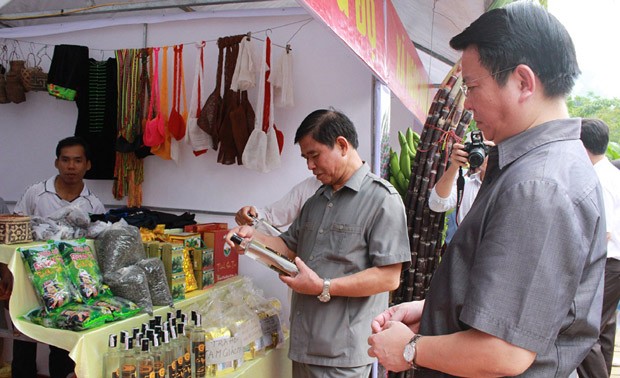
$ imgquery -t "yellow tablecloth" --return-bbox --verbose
[0,242,291,378]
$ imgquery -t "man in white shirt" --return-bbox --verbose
[235,176,322,229]
[10,136,104,378]
[578,118,620,377]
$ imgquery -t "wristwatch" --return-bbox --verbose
[403,334,422,369]
[317,278,331,303]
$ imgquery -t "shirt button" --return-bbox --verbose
[338,225,344,230]
[309,256,314,260]
[296,311,301,315]
[328,203,333,208]
[319,229,323,234]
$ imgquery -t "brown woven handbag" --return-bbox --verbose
[21,67,47,92]
[0,64,8,104]
[6,60,26,103]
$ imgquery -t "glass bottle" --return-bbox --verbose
[103,333,121,378]
[136,338,155,378]
[230,233,298,276]
[177,323,192,378]
[191,314,206,378]
[119,337,137,378]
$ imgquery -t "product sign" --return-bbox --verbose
[204,336,244,364]
[299,0,431,120]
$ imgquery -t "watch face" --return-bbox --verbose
[403,342,415,363]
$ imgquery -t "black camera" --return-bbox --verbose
[463,130,489,169]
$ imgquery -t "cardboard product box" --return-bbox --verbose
[168,232,202,248]
[194,268,215,290]
[169,272,186,300]
[146,242,162,259]
[191,247,214,271]
[161,243,185,279]
[202,228,237,282]
[184,222,228,234]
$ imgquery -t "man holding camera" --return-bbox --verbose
[367,3,606,376]
[428,131,490,236]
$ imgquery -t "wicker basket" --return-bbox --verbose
[0,215,33,245]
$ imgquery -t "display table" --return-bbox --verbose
[0,242,291,378]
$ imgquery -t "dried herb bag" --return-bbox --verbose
[136,258,173,307]
[19,243,80,312]
[104,265,153,315]
[57,238,111,300]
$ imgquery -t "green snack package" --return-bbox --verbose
[87,295,141,320]
[23,307,56,328]
[57,239,112,301]
[53,303,113,331]
[19,243,80,312]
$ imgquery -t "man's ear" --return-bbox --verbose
[54,159,59,170]
[335,136,349,156]
[514,64,536,102]
[86,160,92,171]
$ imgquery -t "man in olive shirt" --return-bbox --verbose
[227,109,410,377]
[368,3,606,377]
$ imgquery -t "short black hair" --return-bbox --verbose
[56,136,91,161]
[580,118,609,156]
[294,109,359,149]
[450,1,580,97]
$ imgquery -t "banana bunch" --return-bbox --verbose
[389,128,420,198]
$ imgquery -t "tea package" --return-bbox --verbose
[57,238,111,300]
[19,243,80,312]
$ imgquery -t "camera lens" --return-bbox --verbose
[468,147,486,168]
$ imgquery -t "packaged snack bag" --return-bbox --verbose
[19,243,80,312]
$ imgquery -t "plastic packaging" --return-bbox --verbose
[104,265,153,315]
[95,221,146,275]
[136,258,174,307]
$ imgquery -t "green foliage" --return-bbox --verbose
[567,92,620,160]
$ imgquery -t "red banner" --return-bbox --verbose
[301,0,386,80]
[385,0,430,121]
[299,0,430,121]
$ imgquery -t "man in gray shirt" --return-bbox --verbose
[227,109,411,377]
[368,3,606,377]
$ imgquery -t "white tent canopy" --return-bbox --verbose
[0,0,487,85]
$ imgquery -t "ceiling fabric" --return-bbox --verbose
[0,0,486,84]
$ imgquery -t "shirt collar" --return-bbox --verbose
[44,175,91,197]
[316,163,370,196]
[497,118,581,170]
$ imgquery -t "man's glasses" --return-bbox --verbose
[461,66,517,96]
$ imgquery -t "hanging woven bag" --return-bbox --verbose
[21,53,48,92]
[6,60,26,104]
[0,64,8,104]
[168,44,187,141]
[143,48,165,147]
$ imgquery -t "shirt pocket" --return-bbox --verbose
[328,223,363,256]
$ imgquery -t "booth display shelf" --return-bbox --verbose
[0,241,291,378]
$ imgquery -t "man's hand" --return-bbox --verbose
[368,321,415,372]
[279,257,323,295]
[371,300,424,334]
[235,206,258,226]
[450,143,470,168]
[224,225,255,254]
